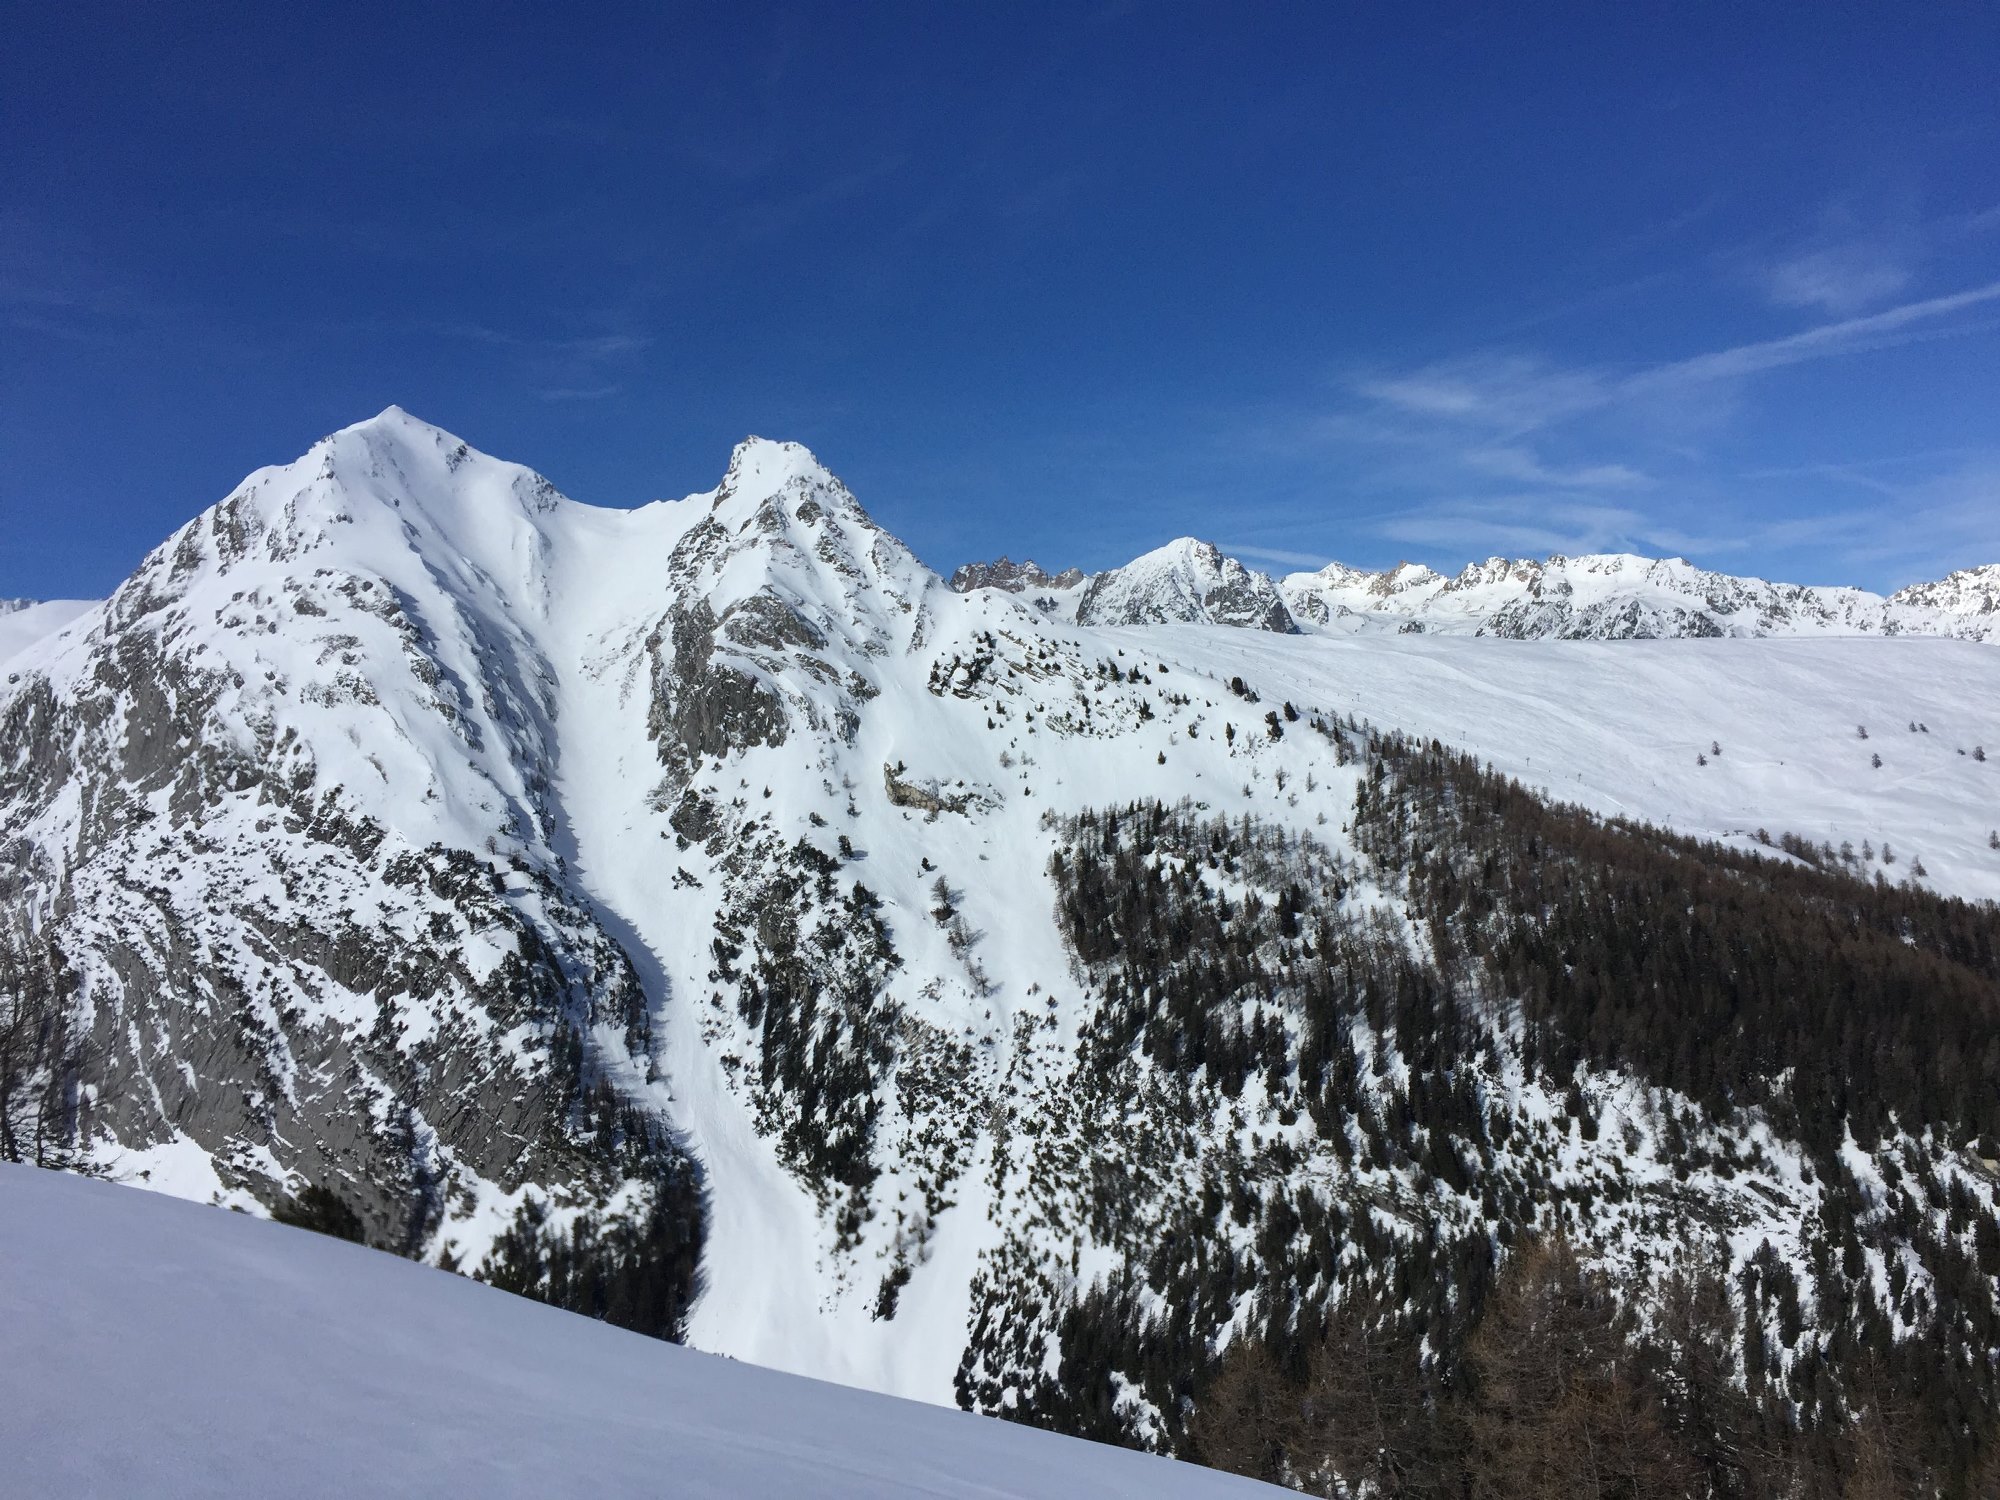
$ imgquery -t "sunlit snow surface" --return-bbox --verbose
[1140,626,2000,901]
[0,598,94,666]
[0,1165,1273,1498]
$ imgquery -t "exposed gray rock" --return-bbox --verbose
[645,601,791,781]
[882,761,981,816]
[948,557,1084,594]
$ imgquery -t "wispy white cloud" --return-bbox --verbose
[1763,240,1915,315]
[1632,278,2000,390]
[1224,543,1333,569]
[1370,499,1669,559]
[741,153,907,240]
[424,320,651,400]
[1363,495,1904,570]
[1812,460,2000,581]
[1356,354,1607,434]
[1359,278,2000,440]
[1464,446,1648,488]
[436,324,651,359]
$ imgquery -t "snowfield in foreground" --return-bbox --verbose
[0,1165,1272,1498]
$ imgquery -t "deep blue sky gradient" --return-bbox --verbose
[6,3,1999,599]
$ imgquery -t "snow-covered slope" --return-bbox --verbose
[0,597,95,666]
[1282,551,2000,640]
[0,1164,1270,1499]
[1891,561,2000,632]
[1131,625,2000,901]
[1077,537,1297,631]
[4,410,1998,1471]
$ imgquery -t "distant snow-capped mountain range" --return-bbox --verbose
[15,497,1996,657]
[946,539,2000,642]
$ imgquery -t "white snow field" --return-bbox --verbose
[0,1165,1273,1498]
[1138,626,2000,903]
[0,597,94,666]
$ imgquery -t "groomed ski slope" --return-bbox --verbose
[0,1165,1275,1499]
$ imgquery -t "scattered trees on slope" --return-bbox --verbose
[992,751,2000,1496]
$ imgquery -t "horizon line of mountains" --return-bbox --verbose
[8,416,1995,656]
[950,541,2000,641]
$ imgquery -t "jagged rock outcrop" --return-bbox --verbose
[949,557,1085,594]
[882,761,981,815]
[1076,538,1297,631]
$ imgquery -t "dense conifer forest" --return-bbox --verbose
[954,730,2000,1497]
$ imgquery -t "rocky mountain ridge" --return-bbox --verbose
[942,544,2000,642]
[1072,538,1299,632]
[947,557,1084,595]
[1281,549,2000,641]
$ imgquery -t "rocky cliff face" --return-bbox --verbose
[949,557,1085,594]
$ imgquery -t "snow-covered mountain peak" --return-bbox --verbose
[716,434,841,499]
[308,405,568,524]
[1301,561,1382,592]
[660,432,931,616]
[1891,561,2000,620]
[1076,536,1297,631]
[1377,560,1441,594]
[623,435,951,792]
[322,402,443,446]
[1441,555,1560,593]
[346,400,422,429]
[688,435,918,580]
[86,408,574,661]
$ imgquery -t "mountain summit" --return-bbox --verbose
[1076,537,1299,631]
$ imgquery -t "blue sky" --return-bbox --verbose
[6,3,1999,600]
